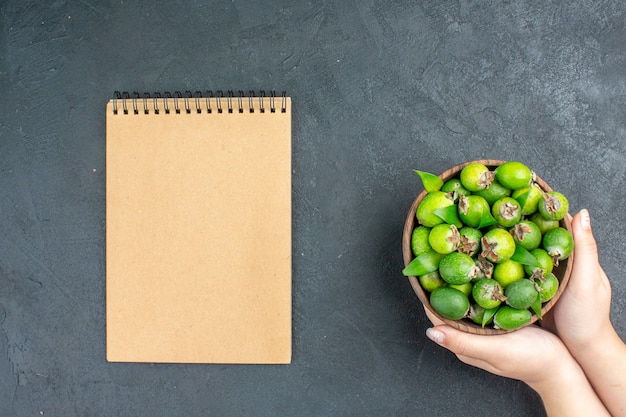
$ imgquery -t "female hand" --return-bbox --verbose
[422,210,616,416]
[424,310,610,416]
[543,209,626,416]
[424,309,568,386]
[546,209,613,351]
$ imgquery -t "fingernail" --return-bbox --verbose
[580,209,590,230]
[426,327,444,345]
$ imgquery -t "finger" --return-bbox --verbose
[426,324,504,359]
[569,209,611,295]
[571,209,599,268]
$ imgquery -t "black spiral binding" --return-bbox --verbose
[112,90,288,115]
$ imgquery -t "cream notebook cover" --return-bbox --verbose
[106,91,291,364]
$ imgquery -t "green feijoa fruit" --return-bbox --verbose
[458,227,482,257]
[416,191,455,227]
[481,228,516,263]
[472,278,506,309]
[468,304,486,325]
[543,227,574,263]
[449,282,473,296]
[419,270,447,292]
[474,180,511,206]
[473,256,494,280]
[492,197,522,228]
[458,195,490,228]
[533,272,559,302]
[411,226,432,256]
[511,220,542,251]
[495,161,533,190]
[402,250,445,277]
[441,178,470,200]
[413,169,443,192]
[430,287,470,320]
[538,191,569,221]
[439,252,478,285]
[512,183,543,215]
[493,259,525,288]
[524,248,554,277]
[529,212,560,235]
[505,278,538,310]
[460,162,495,192]
[428,224,460,254]
[494,306,532,330]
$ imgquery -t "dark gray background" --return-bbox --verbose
[1,1,625,416]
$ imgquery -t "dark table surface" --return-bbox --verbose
[1,1,625,416]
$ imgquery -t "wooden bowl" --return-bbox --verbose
[402,159,574,335]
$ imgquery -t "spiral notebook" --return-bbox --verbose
[106,91,292,364]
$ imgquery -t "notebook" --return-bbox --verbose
[106,91,292,364]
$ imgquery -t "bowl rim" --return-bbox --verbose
[402,159,574,335]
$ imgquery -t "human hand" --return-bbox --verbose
[421,208,616,416]
[543,209,626,416]
[544,209,614,353]
[424,309,570,387]
[424,310,610,416]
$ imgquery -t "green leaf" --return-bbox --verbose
[413,170,443,192]
[482,306,499,328]
[402,250,445,277]
[477,211,497,228]
[531,292,543,319]
[433,205,463,228]
[511,244,540,268]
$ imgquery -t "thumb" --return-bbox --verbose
[566,208,611,301]
[426,325,495,360]
[571,209,599,266]
[569,209,605,295]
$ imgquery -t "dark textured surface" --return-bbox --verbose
[1,1,625,416]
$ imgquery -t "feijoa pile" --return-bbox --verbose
[403,161,574,331]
